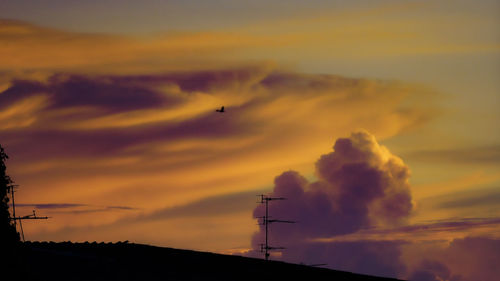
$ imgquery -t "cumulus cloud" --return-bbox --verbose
[252,130,412,236]
[248,132,500,280]
[250,131,413,277]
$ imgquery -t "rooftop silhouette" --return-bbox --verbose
[19,241,403,281]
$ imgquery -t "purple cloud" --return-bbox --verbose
[108,67,265,93]
[48,75,179,111]
[13,203,137,214]
[249,131,413,278]
[248,131,500,280]
[14,203,86,209]
[252,131,412,238]
[285,240,407,278]
[406,237,500,281]
[0,79,46,108]
[0,75,182,114]
[0,67,433,172]
[408,260,461,281]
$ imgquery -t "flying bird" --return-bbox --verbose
[216,106,225,113]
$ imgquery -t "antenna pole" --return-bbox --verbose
[257,194,295,261]
[265,197,269,260]
[9,184,50,241]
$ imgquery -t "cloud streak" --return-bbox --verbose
[407,145,500,164]
[0,19,289,73]
[14,203,86,209]
[14,203,138,214]
[314,217,500,243]
[437,190,500,209]
[135,189,266,221]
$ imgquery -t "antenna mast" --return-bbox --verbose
[9,184,50,241]
[256,194,295,261]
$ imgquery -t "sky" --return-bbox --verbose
[1,0,499,280]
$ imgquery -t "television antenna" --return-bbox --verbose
[256,194,295,261]
[8,184,50,241]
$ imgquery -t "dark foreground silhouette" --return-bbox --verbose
[17,241,402,281]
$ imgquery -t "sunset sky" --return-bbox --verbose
[1,1,499,280]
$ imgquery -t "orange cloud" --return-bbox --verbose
[0,65,436,243]
[0,20,445,264]
[0,20,289,74]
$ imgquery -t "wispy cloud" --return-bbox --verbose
[14,203,138,214]
[314,217,500,243]
[14,203,86,209]
[0,19,288,73]
[135,189,267,221]
[406,145,500,164]
[437,188,500,209]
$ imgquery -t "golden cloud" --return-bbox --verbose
[0,20,438,253]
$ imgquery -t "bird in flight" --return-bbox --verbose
[216,106,225,113]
